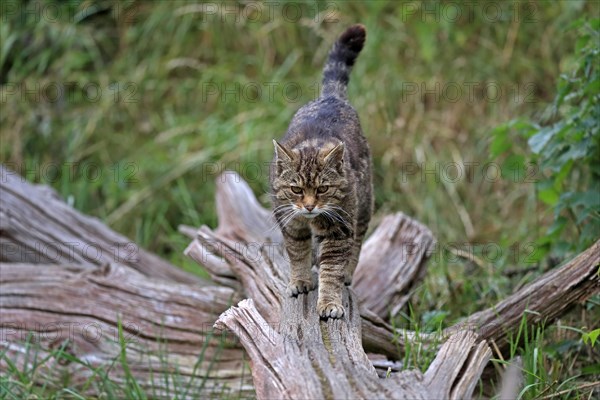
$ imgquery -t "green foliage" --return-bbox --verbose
[490,18,600,258]
[0,324,235,399]
[491,313,600,400]
[582,328,600,347]
[392,304,447,373]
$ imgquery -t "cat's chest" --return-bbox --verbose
[309,216,335,234]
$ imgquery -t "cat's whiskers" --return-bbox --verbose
[322,206,352,231]
[320,209,339,225]
[267,205,299,233]
[272,204,292,214]
[266,205,292,232]
[325,204,352,219]
[277,208,300,231]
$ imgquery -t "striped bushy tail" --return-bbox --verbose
[321,24,366,99]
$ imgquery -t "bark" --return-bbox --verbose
[353,212,436,318]
[192,173,599,399]
[457,239,600,353]
[0,262,253,398]
[0,166,249,397]
[193,172,490,398]
[215,297,490,400]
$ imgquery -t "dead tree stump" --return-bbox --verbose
[187,172,599,399]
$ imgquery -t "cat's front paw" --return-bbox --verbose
[317,300,345,319]
[286,278,316,297]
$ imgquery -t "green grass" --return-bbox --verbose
[1,0,599,398]
[495,314,600,400]
[0,321,238,399]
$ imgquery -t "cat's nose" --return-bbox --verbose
[305,205,315,212]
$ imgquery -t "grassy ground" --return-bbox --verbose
[1,0,599,398]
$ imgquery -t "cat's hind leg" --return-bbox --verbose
[344,203,371,286]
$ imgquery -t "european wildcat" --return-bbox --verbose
[270,24,373,319]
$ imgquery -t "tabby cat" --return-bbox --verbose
[270,24,373,319]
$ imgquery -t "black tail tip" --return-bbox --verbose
[338,24,366,52]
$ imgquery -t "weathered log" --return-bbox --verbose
[214,296,491,399]
[0,166,250,397]
[457,239,600,353]
[354,212,436,318]
[0,165,204,284]
[0,262,253,398]
[185,173,599,353]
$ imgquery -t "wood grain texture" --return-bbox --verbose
[0,165,204,284]
[0,262,252,398]
[193,173,599,399]
[196,173,490,398]
[215,297,490,400]
[354,212,436,318]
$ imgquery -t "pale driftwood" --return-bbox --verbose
[0,165,204,284]
[189,172,491,398]
[184,173,599,350]
[215,296,490,400]
[354,212,435,318]
[0,262,253,398]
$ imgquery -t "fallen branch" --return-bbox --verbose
[0,262,252,398]
[456,239,600,352]
[184,172,435,356]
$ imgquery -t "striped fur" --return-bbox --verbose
[270,25,373,320]
[322,24,366,98]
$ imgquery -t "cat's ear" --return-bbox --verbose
[273,140,296,162]
[323,142,344,166]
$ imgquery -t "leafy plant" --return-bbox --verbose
[490,18,600,259]
[582,328,600,347]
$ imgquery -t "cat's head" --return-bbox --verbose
[271,140,348,220]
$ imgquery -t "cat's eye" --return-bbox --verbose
[290,186,303,194]
[317,186,329,194]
